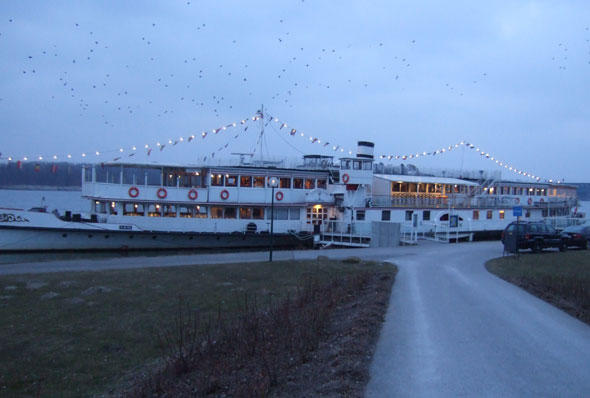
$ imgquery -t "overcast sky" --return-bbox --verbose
[1,0,589,182]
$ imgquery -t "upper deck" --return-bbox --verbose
[370,174,577,211]
[81,162,335,207]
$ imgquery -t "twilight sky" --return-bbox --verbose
[1,0,589,182]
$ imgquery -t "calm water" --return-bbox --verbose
[0,188,88,213]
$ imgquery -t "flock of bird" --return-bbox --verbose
[1,4,589,168]
[1,10,427,158]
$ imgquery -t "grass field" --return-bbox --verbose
[0,258,392,397]
[486,250,590,324]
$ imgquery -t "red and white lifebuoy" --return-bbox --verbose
[527,198,533,205]
[157,188,167,199]
[128,186,139,198]
[220,189,229,200]
[515,197,520,204]
[275,191,284,201]
[188,189,198,200]
[342,173,350,183]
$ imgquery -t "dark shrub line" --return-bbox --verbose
[127,272,372,397]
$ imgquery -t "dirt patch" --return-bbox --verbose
[126,266,397,397]
[270,269,396,397]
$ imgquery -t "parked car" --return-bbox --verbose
[501,221,567,253]
[561,224,590,249]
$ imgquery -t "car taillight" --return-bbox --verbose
[525,234,530,240]
[573,233,582,239]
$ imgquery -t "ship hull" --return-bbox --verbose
[0,225,311,252]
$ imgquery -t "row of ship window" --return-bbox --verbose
[393,208,568,221]
[487,186,550,196]
[399,210,505,221]
[391,183,555,196]
[95,201,302,220]
[210,175,327,189]
[87,166,328,190]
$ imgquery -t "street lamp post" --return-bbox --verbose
[269,177,279,262]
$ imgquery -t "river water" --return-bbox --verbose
[0,189,88,213]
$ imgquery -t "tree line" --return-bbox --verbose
[0,162,83,187]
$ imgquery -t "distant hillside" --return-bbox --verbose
[0,162,82,188]
[571,183,590,201]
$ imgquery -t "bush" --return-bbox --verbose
[128,273,372,396]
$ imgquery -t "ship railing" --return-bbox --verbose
[400,219,475,244]
[371,195,574,210]
[371,195,451,208]
[319,221,371,247]
[534,198,578,207]
[372,194,492,209]
[399,224,419,244]
[470,196,519,208]
[544,217,587,231]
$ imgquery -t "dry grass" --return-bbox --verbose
[486,250,590,324]
[127,273,376,396]
[0,258,392,397]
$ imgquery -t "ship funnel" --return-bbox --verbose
[357,141,374,159]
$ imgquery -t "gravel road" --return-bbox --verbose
[367,241,590,397]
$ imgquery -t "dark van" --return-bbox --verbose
[501,221,567,253]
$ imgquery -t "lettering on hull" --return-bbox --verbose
[0,213,30,223]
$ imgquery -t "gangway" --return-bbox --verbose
[318,221,371,248]
[401,217,474,244]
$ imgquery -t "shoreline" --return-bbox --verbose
[0,185,81,191]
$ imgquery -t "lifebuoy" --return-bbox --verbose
[128,186,139,198]
[515,197,520,204]
[527,198,533,205]
[220,189,229,200]
[188,189,198,200]
[157,188,167,199]
[275,191,284,201]
[342,173,350,183]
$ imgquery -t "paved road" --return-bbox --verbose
[0,245,410,275]
[367,241,590,397]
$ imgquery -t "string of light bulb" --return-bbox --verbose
[2,109,562,183]
[263,112,562,183]
[1,113,261,163]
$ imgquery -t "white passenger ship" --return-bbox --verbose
[0,141,582,251]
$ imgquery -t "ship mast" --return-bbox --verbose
[259,104,264,161]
